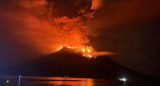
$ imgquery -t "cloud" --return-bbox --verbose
[0,0,95,67]
[88,0,160,29]
[0,0,57,67]
[88,0,160,76]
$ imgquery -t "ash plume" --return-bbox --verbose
[0,0,111,67]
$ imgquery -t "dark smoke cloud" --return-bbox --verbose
[88,0,160,76]
[47,0,92,18]
[88,0,160,29]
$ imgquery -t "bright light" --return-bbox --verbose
[119,77,127,82]
[6,80,9,83]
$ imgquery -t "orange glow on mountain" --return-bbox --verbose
[53,16,113,58]
[56,45,113,58]
[57,46,94,58]
[53,16,94,58]
[50,1,112,58]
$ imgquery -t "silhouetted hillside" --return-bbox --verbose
[1,47,154,80]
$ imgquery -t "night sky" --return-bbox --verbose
[0,0,160,76]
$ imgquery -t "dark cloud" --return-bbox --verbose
[46,0,92,18]
[88,0,160,76]
[89,0,160,29]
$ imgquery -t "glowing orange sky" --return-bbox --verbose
[0,0,160,75]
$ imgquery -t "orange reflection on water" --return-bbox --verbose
[46,80,94,86]
[24,76,94,86]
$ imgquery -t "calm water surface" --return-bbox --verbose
[0,76,152,86]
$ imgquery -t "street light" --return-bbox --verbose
[119,77,127,86]
[18,75,21,86]
[6,80,9,83]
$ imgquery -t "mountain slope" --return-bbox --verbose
[1,47,152,80]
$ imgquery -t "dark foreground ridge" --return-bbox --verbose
[1,47,156,80]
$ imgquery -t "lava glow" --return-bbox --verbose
[51,0,113,58]
[53,16,96,58]
[53,16,113,58]
[57,46,95,58]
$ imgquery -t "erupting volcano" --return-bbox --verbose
[57,46,112,58]
[0,0,112,58]
[54,16,112,58]
[49,0,112,58]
